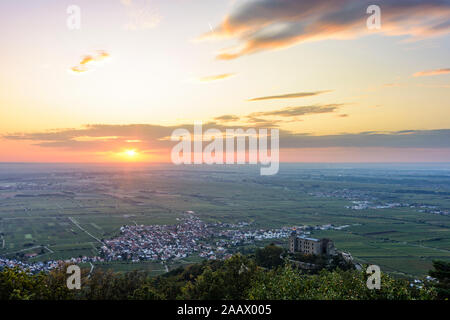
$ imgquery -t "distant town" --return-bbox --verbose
[310,189,449,216]
[0,210,352,273]
[102,212,300,262]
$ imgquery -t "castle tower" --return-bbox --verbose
[321,238,335,255]
[289,231,298,253]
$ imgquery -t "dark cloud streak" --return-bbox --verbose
[202,0,450,60]
[4,125,450,150]
[248,90,331,101]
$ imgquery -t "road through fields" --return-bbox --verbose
[68,217,103,244]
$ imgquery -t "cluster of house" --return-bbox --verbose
[101,214,307,262]
[0,255,104,273]
[346,201,449,215]
[346,201,408,210]
[216,226,301,245]
[0,256,60,273]
[2,209,356,269]
[311,189,448,216]
[309,189,376,201]
[101,214,214,261]
[412,204,449,216]
[3,213,311,270]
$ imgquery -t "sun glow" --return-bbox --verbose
[125,149,137,157]
[109,149,146,162]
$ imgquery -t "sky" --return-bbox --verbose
[0,0,449,163]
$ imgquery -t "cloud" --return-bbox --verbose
[70,51,111,74]
[248,90,331,101]
[211,103,344,127]
[249,104,343,117]
[200,0,450,60]
[213,115,240,122]
[199,73,236,82]
[122,0,162,30]
[280,129,450,148]
[4,124,175,152]
[4,126,450,151]
[244,117,282,127]
[80,51,110,65]
[416,83,450,88]
[383,83,402,87]
[413,68,450,77]
[70,65,89,73]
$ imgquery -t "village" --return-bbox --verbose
[1,210,356,273]
[310,189,449,216]
[1,211,313,272]
[101,213,304,261]
[0,255,105,274]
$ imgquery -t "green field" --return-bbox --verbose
[0,163,449,277]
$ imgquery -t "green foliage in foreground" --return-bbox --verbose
[0,249,448,300]
[429,260,450,299]
[248,265,433,300]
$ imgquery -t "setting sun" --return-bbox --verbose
[110,149,145,162]
[125,149,137,157]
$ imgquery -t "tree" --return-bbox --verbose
[248,264,436,300]
[0,268,49,300]
[181,266,226,300]
[180,254,259,300]
[429,260,450,299]
[131,284,163,300]
[255,244,283,269]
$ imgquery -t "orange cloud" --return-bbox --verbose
[413,68,450,77]
[70,51,111,74]
[70,65,88,73]
[249,104,342,118]
[213,115,240,122]
[199,73,236,82]
[248,90,331,101]
[80,56,94,65]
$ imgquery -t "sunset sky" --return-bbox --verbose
[0,0,449,163]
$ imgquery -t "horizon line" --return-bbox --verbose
[1,161,450,165]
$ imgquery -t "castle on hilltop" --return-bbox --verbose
[289,233,335,256]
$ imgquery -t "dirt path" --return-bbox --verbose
[68,217,103,244]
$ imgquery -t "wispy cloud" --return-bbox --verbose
[210,102,345,126]
[413,68,450,77]
[248,90,331,101]
[122,0,162,30]
[416,83,450,88]
[70,65,88,73]
[383,83,403,87]
[199,0,450,60]
[280,129,450,148]
[244,117,282,127]
[213,115,240,122]
[70,50,111,74]
[199,73,236,82]
[249,104,342,117]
